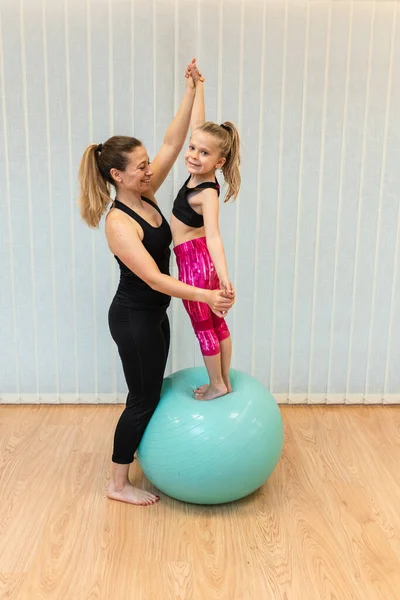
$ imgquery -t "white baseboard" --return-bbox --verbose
[1,393,399,405]
[0,393,127,405]
[274,393,400,405]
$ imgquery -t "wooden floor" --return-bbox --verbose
[0,405,399,600]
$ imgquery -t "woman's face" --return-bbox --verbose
[111,146,153,194]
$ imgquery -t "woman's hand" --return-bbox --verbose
[205,289,235,318]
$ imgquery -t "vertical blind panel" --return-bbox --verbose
[253,1,286,390]
[289,1,328,395]
[0,10,19,395]
[271,2,308,392]
[2,6,38,393]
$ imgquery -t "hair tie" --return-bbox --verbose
[220,124,229,132]
[96,143,103,153]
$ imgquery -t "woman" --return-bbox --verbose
[78,60,234,506]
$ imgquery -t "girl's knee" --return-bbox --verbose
[195,329,220,356]
[215,321,230,342]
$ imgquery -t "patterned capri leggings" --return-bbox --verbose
[174,236,230,356]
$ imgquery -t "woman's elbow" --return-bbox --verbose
[146,272,163,292]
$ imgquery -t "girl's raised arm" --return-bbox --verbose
[190,79,205,133]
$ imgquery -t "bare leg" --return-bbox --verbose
[220,335,232,392]
[195,336,233,396]
[194,352,227,400]
[107,462,159,506]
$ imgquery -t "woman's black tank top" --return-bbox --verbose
[172,176,220,228]
[112,197,172,309]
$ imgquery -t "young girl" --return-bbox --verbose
[170,76,241,401]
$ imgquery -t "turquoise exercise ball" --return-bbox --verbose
[137,367,284,504]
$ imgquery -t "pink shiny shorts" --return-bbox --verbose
[174,237,230,356]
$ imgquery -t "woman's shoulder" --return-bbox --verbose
[105,206,141,240]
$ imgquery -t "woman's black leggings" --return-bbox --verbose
[108,300,170,464]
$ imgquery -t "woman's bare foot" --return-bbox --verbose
[194,382,228,401]
[107,481,159,506]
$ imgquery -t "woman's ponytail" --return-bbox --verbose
[78,144,111,228]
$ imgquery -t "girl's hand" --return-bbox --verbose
[184,58,205,89]
[220,279,235,298]
[206,289,234,318]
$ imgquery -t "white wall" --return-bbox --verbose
[0,0,399,404]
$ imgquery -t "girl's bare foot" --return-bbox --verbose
[107,481,159,506]
[194,383,228,401]
[194,380,232,396]
[224,379,232,393]
[194,383,208,396]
